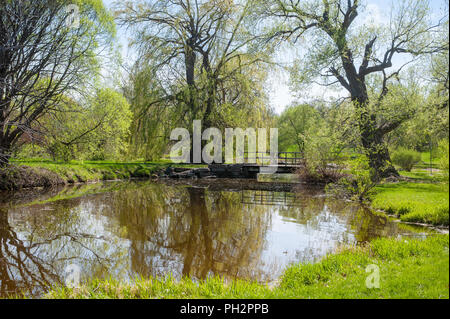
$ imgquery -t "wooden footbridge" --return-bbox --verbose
[209,152,304,178]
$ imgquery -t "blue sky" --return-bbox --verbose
[103,0,447,114]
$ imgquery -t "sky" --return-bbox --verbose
[103,0,446,114]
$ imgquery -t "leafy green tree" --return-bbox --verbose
[43,88,132,161]
[0,0,115,166]
[123,65,176,161]
[277,104,323,152]
[116,0,272,161]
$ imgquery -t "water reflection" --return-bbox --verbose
[0,181,430,297]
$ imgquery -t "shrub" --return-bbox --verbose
[391,148,421,171]
[298,131,346,184]
[102,171,117,181]
[326,156,378,202]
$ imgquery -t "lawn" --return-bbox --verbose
[399,170,445,182]
[2,159,207,189]
[418,151,441,169]
[45,235,449,299]
[1,159,176,190]
[11,159,171,180]
[372,182,449,226]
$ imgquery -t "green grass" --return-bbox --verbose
[14,159,167,179]
[399,169,446,182]
[420,151,441,166]
[45,235,449,299]
[372,182,449,226]
[8,159,206,185]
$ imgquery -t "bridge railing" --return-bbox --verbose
[243,152,304,166]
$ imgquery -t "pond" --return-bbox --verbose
[0,179,431,297]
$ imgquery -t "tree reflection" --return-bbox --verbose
[107,185,272,281]
[0,198,121,297]
[277,192,420,244]
[0,207,60,296]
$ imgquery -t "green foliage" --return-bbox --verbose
[38,88,132,162]
[88,88,133,160]
[328,156,378,202]
[45,235,449,299]
[387,87,448,152]
[438,140,449,179]
[14,144,48,160]
[124,65,175,161]
[297,121,347,184]
[277,104,322,152]
[391,148,422,172]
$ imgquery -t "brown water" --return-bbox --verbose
[0,180,430,297]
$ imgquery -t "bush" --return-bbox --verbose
[391,148,421,171]
[14,144,48,160]
[298,131,346,184]
[326,156,378,202]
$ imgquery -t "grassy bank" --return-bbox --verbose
[372,182,449,226]
[1,159,179,190]
[16,159,176,180]
[46,235,449,299]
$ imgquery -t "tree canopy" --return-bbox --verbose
[0,0,115,165]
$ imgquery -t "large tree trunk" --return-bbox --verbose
[349,81,399,180]
[336,47,398,179]
[360,127,400,180]
[357,103,400,180]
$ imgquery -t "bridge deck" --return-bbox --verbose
[206,152,305,178]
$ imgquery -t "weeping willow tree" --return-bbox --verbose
[115,0,274,161]
[123,65,179,161]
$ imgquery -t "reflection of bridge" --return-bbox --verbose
[240,190,301,206]
[209,152,304,179]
